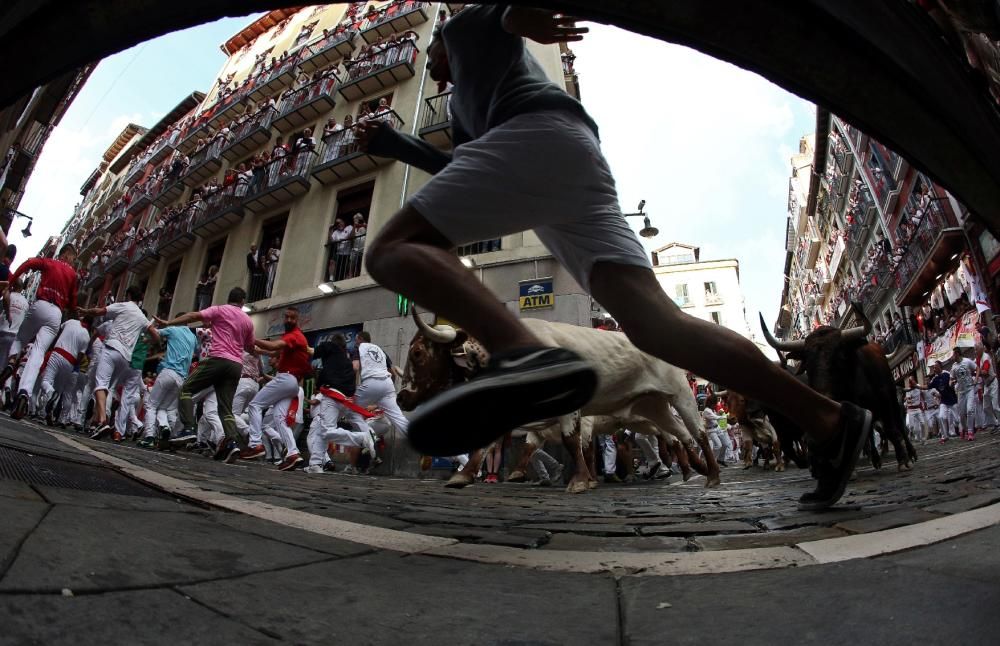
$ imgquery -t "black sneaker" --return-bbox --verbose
[798,402,873,511]
[213,439,237,461]
[157,427,172,451]
[11,392,29,420]
[406,346,597,456]
[89,423,112,440]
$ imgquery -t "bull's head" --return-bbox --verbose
[396,308,487,411]
[759,313,869,398]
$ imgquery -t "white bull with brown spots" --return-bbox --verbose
[396,310,721,490]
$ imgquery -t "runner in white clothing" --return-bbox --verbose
[353,331,408,438]
[951,347,979,439]
[0,278,28,368]
[902,377,927,445]
[37,316,91,426]
[77,286,158,440]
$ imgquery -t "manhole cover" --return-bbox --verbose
[0,446,169,499]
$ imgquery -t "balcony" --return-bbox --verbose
[325,233,366,283]
[243,150,315,214]
[338,41,418,102]
[298,29,358,75]
[103,202,127,234]
[156,206,199,257]
[705,293,724,306]
[130,235,160,273]
[80,230,108,257]
[204,88,250,130]
[192,184,245,239]
[247,55,300,104]
[176,119,212,156]
[181,137,225,187]
[83,266,105,292]
[106,240,136,275]
[0,146,34,193]
[272,73,340,134]
[125,183,154,216]
[148,129,181,166]
[314,113,402,186]
[359,1,429,44]
[151,172,186,208]
[418,91,452,148]
[896,199,965,306]
[221,106,278,162]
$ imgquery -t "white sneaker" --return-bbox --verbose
[302,465,325,474]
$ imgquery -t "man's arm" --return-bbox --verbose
[357,121,452,175]
[146,323,161,345]
[157,311,204,327]
[77,306,108,318]
[254,338,287,352]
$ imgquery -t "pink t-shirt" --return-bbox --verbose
[199,304,255,364]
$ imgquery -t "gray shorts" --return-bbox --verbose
[408,110,650,291]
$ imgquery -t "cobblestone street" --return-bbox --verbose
[10,419,999,554]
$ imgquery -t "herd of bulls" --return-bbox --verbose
[397,307,913,495]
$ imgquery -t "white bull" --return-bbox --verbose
[400,311,722,489]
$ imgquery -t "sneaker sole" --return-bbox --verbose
[278,456,303,471]
[407,360,598,456]
[798,408,873,511]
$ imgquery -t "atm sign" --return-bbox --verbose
[519,278,554,311]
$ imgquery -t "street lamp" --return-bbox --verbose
[6,210,32,238]
[623,200,659,238]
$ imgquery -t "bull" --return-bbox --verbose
[760,314,917,471]
[397,309,722,490]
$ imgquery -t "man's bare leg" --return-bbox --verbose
[367,205,538,352]
[589,263,841,445]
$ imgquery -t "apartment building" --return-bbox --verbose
[777,110,994,386]
[63,2,589,366]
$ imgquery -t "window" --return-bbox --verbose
[710,311,722,325]
[327,182,373,283]
[250,216,288,302]
[674,283,689,306]
[662,252,695,265]
[704,281,717,295]
[358,93,393,117]
[293,21,318,49]
[456,238,501,256]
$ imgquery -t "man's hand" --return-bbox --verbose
[502,8,588,44]
[355,120,384,153]
[154,316,169,327]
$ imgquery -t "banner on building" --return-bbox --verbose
[519,278,554,311]
[265,302,316,337]
[306,323,364,354]
[925,310,981,365]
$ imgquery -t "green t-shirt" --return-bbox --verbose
[130,332,150,370]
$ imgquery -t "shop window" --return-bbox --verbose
[326,181,373,283]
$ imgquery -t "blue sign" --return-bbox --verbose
[519,278,554,311]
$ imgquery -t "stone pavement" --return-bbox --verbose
[0,417,998,644]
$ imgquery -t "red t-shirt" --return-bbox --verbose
[11,257,78,311]
[277,327,312,379]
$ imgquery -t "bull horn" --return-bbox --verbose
[841,326,868,342]
[411,306,457,344]
[758,313,806,351]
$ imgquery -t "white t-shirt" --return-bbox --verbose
[104,302,152,360]
[952,357,978,392]
[357,342,390,381]
[903,388,923,409]
[54,319,91,358]
[702,407,721,432]
[0,292,29,334]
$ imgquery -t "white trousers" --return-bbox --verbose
[601,435,617,473]
[197,392,226,446]
[956,389,976,432]
[708,428,728,462]
[938,404,959,438]
[634,433,661,466]
[114,368,143,435]
[530,448,560,480]
[143,369,183,438]
[247,372,299,455]
[37,353,75,414]
[355,377,408,437]
[306,393,373,466]
[12,300,62,397]
[94,347,132,395]
[0,331,16,368]
[232,377,259,433]
[978,381,998,428]
[905,409,927,441]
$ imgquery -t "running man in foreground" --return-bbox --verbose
[358,5,872,510]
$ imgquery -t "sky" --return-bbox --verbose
[13,12,815,333]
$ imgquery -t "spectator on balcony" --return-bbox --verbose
[249,151,270,194]
[294,127,316,153]
[195,266,218,311]
[374,97,392,117]
[264,238,282,298]
[322,116,343,139]
[349,213,368,278]
[235,163,252,197]
[328,218,353,282]
[338,115,357,157]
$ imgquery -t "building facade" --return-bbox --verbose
[1,65,94,238]
[56,3,590,369]
[777,110,995,386]
[652,242,755,340]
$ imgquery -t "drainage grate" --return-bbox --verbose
[0,446,169,499]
